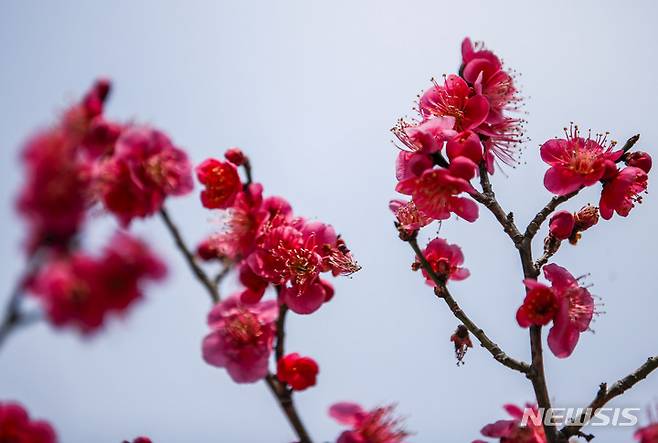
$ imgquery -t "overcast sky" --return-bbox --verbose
[1,1,656,442]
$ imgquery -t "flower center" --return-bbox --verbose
[224,311,262,346]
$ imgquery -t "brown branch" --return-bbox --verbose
[469,164,524,246]
[264,374,313,443]
[243,159,253,188]
[558,356,658,440]
[524,191,580,242]
[528,325,556,442]
[265,290,312,442]
[407,236,530,374]
[213,263,232,288]
[0,256,44,351]
[275,302,289,362]
[159,206,219,303]
[0,286,27,350]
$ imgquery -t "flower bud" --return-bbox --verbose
[548,210,575,240]
[625,151,652,173]
[569,205,599,244]
[277,353,319,391]
[450,324,472,366]
[574,205,599,231]
[224,147,246,166]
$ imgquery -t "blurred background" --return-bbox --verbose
[1,1,656,442]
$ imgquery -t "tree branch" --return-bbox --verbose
[524,191,580,242]
[265,292,312,442]
[559,356,658,440]
[264,374,313,443]
[469,164,524,246]
[0,256,44,351]
[275,302,289,362]
[159,206,219,303]
[406,236,530,374]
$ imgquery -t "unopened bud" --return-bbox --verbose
[625,151,652,173]
[224,147,246,166]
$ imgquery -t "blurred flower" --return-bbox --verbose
[329,402,409,443]
[202,295,277,383]
[98,126,193,225]
[28,232,166,333]
[474,403,545,443]
[0,401,57,443]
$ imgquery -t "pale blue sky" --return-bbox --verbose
[0,1,656,442]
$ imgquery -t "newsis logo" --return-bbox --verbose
[520,407,641,427]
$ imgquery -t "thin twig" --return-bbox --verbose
[265,291,312,442]
[243,159,253,188]
[275,302,289,362]
[213,264,232,288]
[524,191,580,242]
[407,236,530,374]
[0,256,44,351]
[159,206,219,303]
[469,164,524,246]
[558,356,658,440]
[264,374,313,443]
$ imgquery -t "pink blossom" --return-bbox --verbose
[389,199,432,234]
[414,238,469,286]
[202,295,278,383]
[516,280,559,328]
[329,402,409,443]
[394,151,433,193]
[407,157,479,222]
[476,403,546,443]
[446,130,485,165]
[461,38,525,168]
[540,126,622,195]
[0,401,57,443]
[98,126,193,225]
[392,116,456,154]
[548,210,575,240]
[419,75,489,132]
[247,219,358,314]
[543,264,594,358]
[599,166,648,219]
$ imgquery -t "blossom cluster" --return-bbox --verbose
[390,38,653,442]
[196,149,359,394]
[16,79,194,333]
[0,402,56,443]
[391,38,524,225]
[540,125,650,219]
